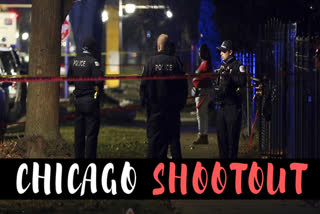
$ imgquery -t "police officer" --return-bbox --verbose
[140,34,188,159]
[215,40,246,159]
[68,37,104,159]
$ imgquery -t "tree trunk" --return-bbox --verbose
[25,0,73,141]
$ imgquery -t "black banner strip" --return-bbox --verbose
[0,159,319,200]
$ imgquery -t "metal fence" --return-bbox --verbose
[254,18,320,158]
[234,51,256,136]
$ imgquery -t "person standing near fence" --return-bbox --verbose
[192,44,213,145]
[140,34,188,159]
[68,37,104,159]
[215,40,246,158]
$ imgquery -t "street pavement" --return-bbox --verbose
[171,131,320,214]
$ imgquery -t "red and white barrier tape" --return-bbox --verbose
[0,73,250,83]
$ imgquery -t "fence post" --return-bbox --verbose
[246,66,251,137]
[287,23,297,158]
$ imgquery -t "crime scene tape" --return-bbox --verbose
[0,74,29,78]
[0,73,146,78]
[0,73,215,83]
[6,105,143,126]
[0,73,254,83]
[1,70,307,83]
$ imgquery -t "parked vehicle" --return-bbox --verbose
[0,12,18,48]
[0,47,27,130]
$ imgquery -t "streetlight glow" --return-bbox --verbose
[166,10,173,18]
[102,10,108,22]
[22,32,29,40]
[125,4,136,14]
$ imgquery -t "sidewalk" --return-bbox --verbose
[171,200,319,214]
[172,131,320,214]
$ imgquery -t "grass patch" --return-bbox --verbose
[60,126,148,158]
[60,124,260,159]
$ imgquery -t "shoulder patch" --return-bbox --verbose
[239,65,246,73]
[95,61,100,67]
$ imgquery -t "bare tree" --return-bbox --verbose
[25,0,74,147]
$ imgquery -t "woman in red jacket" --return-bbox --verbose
[192,44,213,144]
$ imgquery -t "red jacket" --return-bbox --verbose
[192,60,212,88]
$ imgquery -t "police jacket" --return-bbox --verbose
[215,56,246,106]
[140,50,188,111]
[68,51,104,98]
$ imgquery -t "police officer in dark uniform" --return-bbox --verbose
[140,34,188,159]
[68,37,104,159]
[215,40,246,159]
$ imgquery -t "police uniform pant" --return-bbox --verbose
[146,108,182,159]
[74,95,100,159]
[216,104,242,159]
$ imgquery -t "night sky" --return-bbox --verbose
[2,0,320,52]
[211,0,320,49]
[122,0,320,52]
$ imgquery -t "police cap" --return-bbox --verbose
[217,40,233,52]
